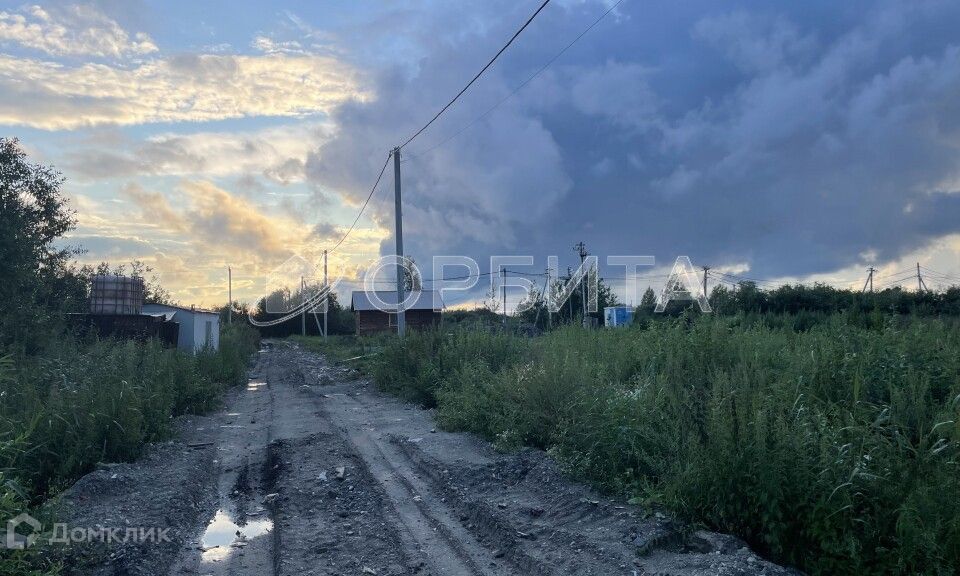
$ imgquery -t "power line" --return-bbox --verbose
[920,265,960,283]
[408,0,627,159]
[873,268,915,280]
[398,0,552,150]
[710,270,778,288]
[324,153,391,254]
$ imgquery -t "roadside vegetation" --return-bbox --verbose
[0,138,259,575]
[371,313,960,576]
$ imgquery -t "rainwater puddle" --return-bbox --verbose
[246,381,267,392]
[200,509,272,562]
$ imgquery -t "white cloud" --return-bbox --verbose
[251,35,308,55]
[0,4,157,58]
[67,122,330,182]
[0,52,369,130]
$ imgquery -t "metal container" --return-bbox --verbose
[89,275,145,315]
[604,306,634,327]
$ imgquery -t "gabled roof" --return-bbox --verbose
[142,303,220,316]
[351,290,445,312]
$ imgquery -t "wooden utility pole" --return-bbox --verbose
[323,249,328,338]
[575,242,588,328]
[227,266,232,324]
[501,267,507,329]
[545,267,552,329]
[301,276,306,336]
[392,147,406,337]
[702,266,710,301]
[917,262,928,293]
[862,267,877,293]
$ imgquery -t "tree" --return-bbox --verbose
[482,283,501,314]
[0,138,85,350]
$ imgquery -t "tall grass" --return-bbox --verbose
[374,315,960,575]
[0,324,259,500]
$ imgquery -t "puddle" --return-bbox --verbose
[246,381,267,392]
[200,509,273,562]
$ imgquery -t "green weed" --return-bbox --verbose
[373,315,960,575]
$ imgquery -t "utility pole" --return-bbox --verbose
[862,267,877,293]
[301,276,306,336]
[575,242,588,328]
[501,267,507,329]
[545,267,552,329]
[567,266,573,323]
[392,147,406,337]
[702,266,710,301]
[323,249,328,338]
[227,266,232,324]
[917,262,928,293]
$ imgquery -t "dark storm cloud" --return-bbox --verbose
[306,0,960,279]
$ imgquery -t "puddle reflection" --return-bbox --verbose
[246,381,267,392]
[200,509,273,562]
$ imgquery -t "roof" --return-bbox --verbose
[144,311,177,321]
[142,303,220,316]
[351,290,445,312]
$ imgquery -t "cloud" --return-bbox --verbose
[0,4,157,58]
[692,11,815,73]
[120,179,301,259]
[0,52,368,129]
[120,183,185,233]
[297,0,960,289]
[15,0,960,304]
[67,122,328,182]
[251,35,308,56]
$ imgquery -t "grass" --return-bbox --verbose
[367,314,960,576]
[0,324,259,576]
[289,334,386,374]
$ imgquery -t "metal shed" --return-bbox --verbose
[142,304,220,352]
[350,291,444,335]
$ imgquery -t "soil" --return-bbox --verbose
[54,340,802,576]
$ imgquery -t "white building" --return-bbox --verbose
[142,304,220,352]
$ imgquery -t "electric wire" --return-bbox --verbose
[325,153,391,254]
[398,0,552,150]
[407,0,627,159]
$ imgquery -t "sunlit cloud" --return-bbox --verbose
[0,52,369,130]
[67,122,330,182]
[0,4,157,58]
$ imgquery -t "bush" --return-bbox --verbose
[373,316,960,575]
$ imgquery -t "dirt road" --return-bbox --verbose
[60,341,798,575]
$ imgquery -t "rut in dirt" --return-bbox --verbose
[59,341,799,576]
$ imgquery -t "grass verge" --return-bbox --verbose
[0,324,259,575]
[370,315,960,576]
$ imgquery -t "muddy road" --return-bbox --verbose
[60,341,797,576]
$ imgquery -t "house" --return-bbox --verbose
[351,290,444,335]
[142,303,220,352]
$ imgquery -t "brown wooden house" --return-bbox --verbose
[351,290,444,335]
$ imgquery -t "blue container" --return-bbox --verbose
[604,306,634,327]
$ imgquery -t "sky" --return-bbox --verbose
[2,0,960,309]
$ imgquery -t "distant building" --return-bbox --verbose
[351,291,444,336]
[142,304,220,352]
[72,275,178,346]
